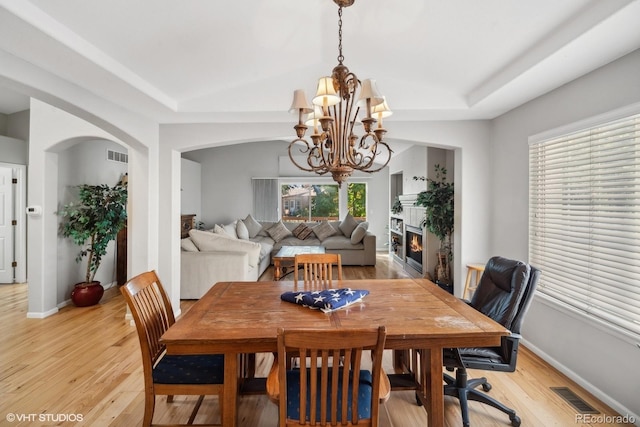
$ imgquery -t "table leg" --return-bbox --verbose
[223,352,238,427]
[274,260,281,280]
[422,348,444,426]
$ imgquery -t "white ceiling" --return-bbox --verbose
[1,0,639,122]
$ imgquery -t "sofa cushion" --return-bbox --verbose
[351,222,369,244]
[236,219,250,240]
[181,237,199,252]
[312,220,337,241]
[189,229,261,268]
[243,214,263,238]
[322,235,364,250]
[292,223,314,240]
[339,213,359,237]
[267,221,293,242]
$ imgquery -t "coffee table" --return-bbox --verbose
[272,245,325,280]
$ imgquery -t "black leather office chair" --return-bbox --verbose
[442,256,540,427]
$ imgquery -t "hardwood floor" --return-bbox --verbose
[0,254,632,426]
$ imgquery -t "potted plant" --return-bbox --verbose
[58,183,128,306]
[414,164,454,284]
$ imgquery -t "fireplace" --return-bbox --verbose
[405,225,423,273]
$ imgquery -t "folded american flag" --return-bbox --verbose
[281,288,369,313]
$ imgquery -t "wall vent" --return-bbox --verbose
[107,149,128,164]
[551,387,599,414]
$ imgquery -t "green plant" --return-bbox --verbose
[58,183,128,284]
[414,164,454,253]
[391,196,403,214]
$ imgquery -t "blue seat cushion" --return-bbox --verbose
[153,354,224,385]
[286,367,373,422]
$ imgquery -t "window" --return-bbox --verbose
[281,182,367,222]
[347,182,367,221]
[529,110,640,338]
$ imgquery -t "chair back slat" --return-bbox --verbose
[275,326,386,427]
[294,253,343,287]
[121,271,176,369]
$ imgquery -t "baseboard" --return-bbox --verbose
[522,339,640,425]
[26,307,59,318]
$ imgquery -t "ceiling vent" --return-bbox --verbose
[107,149,128,164]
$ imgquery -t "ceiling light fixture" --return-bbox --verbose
[288,0,393,187]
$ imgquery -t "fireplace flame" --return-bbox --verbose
[410,234,423,252]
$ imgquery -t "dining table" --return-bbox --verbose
[160,278,508,426]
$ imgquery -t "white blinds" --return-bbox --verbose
[529,112,640,337]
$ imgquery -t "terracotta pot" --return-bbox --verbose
[71,281,104,307]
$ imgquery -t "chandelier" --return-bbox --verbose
[288,0,393,187]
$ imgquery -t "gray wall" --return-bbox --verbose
[182,140,389,250]
[490,48,640,418]
[0,110,30,165]
[56,139,128,305]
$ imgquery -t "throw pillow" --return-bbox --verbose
[267,221,293,242]
[188,229,261,267]
[236,219,249,240]
[243,214,263,238]
[222,221,238,239]
[312,220,337,241]
[351,221,369,244]
[180,237,199,252]
[339,213,359,237]
[292,223,314,240]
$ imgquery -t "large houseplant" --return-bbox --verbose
[58,183,128,306]
[414,164,454,283]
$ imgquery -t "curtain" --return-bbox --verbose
[252,178,279,222]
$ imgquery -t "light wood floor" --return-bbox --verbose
[0,255,632,426]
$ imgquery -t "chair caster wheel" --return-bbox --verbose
[415,392,423,406]
[510,414,521,427]
[482,382,492,392]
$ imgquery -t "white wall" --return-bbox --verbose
[180,157,201,220]
[0,135,27,165]
[490,49,640,419]
[56,140,128,304]
[27,99,155,318]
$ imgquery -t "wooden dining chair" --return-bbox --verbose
[121,270,224,427]
[293,253,343,287]
[266,326,387,427]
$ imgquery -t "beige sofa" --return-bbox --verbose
[180,215,376,299]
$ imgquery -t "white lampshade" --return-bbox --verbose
[371,97,393,118]
[312,77,340,107]
[304,106,324,127]
[289,89,313,113]
[357,79,384,108]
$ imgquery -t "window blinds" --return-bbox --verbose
[529,112,640,337]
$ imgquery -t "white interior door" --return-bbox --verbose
[0,166,14,283]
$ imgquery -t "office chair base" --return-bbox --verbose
[444,371,521,427]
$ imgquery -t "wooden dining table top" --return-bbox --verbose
[161,278,508,353]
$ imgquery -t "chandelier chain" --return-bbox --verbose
[337,7,344,64]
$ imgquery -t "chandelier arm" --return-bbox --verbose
[355,138,393,173]
[316,130,333,172]
[288,138,326,173]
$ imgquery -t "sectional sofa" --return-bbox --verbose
[180,214,376,298]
